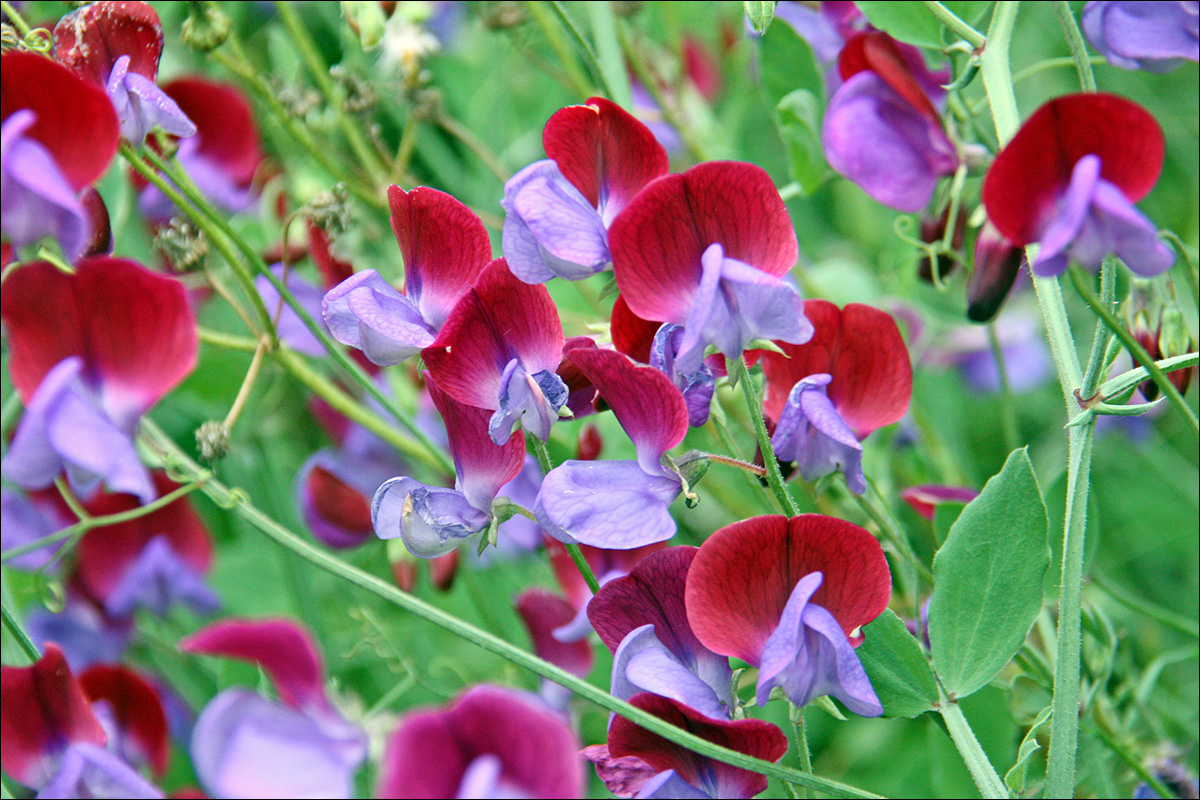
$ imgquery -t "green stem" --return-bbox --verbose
[528,436,601,594]
[790,702,814,798]
[618,19,710,162]
[921,0,987,47]
[523,1,596,97]
[1070,268,1198,433]
[733,356,797,515]
[939,695,1009,799]
[987,323,1021,452]
[137,420,878,799]
[1080,260,1118,400]
[1099,352,1200,400]
[1,602,40,663]
[548,1,617,99]
[1,392,22,441]
[587,1,633,109]
[435,111,511,183]
[1090,725,1175,800]
[198,327,261,352]
[1052,0,1097,92]
[860,482,934,584]
[1090,571,1199,638]
[1,0,31,36]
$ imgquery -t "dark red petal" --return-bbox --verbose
[0,645,106,787]
[80,188,113,259]
[422,259,565,410]
[611,295,660,364]
[543,97,668,213]
[588,546,700,657]
[557,336,600,418]
[0,52,119,190]
[307,222,355,289]
[78,664,169,777]
[761,300,911,436]
[565,347,688,470]
[685,515,891,665]
[54,1,164,85]
[683,36,721,102]
[181,618,328,712]
[838,32,939,121]
[608,693,787,799]
[72,472,211,604]
[387,185,492,327]
[308,465,374,534]
[610,162,798,323]
[162,77,261,185]
[516,588,594,678]
[547,538,667,611]
[430,550,459,591]
[982,93,1165,245]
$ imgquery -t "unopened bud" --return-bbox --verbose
[196,420,231,462]
[576,423,603,461]
[181,0,231,52]
[1158,307,1196,397]
[479,2,526,30]
[79,188,112,259]
[154,217,209,272]
[306,184,352,237]
[967,220,1024,323]
[343,0,389,48]
[917,205,965,284]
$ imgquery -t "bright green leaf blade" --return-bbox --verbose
[929,448,1050,699]
[856,1,992,48]
[758,22,828,195]
[744,1,778,35]
[1004,705,1053,793]
[857,608,940,718]
[758,17,824,111]
[776,89,830,194]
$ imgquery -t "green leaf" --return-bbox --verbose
[776,90,830,195]
[758,18,824,112]
[929,448,1050,699]
[855,1,992,48]
[857,608,940,718]
[932,501,967,547]
[1004,705,1052,793]
[757,22,828,196]
[744,1,778,35]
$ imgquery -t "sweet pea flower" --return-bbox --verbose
[53,1,196,143]
[584,693,788,799]
[589,547,734,721]
[1,52,119,260]
[535,347,689,550]
[79,664,171,779]
[686,514,892,715]
[373,378,525,558]
[610,161,811,374]
[546,537,668,642]
[516,588,595,709]
[1,645,162,798]
[423,259,569,443]
[1082,1,1199,72]
[182,618,368,800]
[761,300,912,494]
[323,185,492,365]
[26,593,133,672]
[981,93,1175,277]
[1,258,197,504]
[901,485,980,520]
[378,685,584,799]
[967,220,1027,323]
[503,97,668,282]
[822,32,959,212]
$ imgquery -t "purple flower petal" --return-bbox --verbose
[39,742,163,799]
[535,460,680,549]
[650,325,716,427]
[489,456,546,558]
[490,358,569,444]
[103,536,220,618]
[373,477,490,558]
[1083,1,1200,71]
[0,489,66,571]
[640,769,712,799]
[26,598,132,673]
[106,55,196,143]
[771,374,866,494]
[611,625,730,720]
[756,572,882,716]
[322,269,435,365]
[822,71,959,212]
[256,266,329,358]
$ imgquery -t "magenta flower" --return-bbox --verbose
[901,485,980,520]
[611,160,811,374]
[182,618,368,800]
[423,258,568,443]
[378,685,584,799]
[503,96,667,282]
[324,185,492,365]
[1,258,197,503]
[516,587,595,709]
[761,300,912,494]
[1,645,162,798]
[981,93,1174,277]
[585,693,788,799]
[588,547,734,721]
[686,514,892,715]
[547,537,669,642]
[372,378,525,557]
[78,664,171,779]
[823,32,958,212]
[1082,1,1199,72]
[53,1,196,143]
[1,51,119,260]
[535,347,689,550]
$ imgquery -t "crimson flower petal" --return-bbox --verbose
[543,97,668,219]
[516,588,595,678]
[308,222,355,289]
[0,52,119,190]
[686,515,891,666]
[79,664,169,777]
[981,93,1165,246]
[162,77,261,186]
[427,377,525,512]
[761,299,911,436]
[611,294,661,364]
[181,618,329,714]
[838,32,939,121]
[610,161,799,323]
[54,1,163,86]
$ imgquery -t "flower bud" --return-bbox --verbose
[967,220,1024,323]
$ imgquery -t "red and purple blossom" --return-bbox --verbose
[586,692,789,799]
[503,96,668,282]
[1,51,120,261]
[377,684,584,799]
[53,1,196,144]
[323,185,492,365]
[686,514,892,715]
[546,537,669,642]
[1,257,197,504]
[967,220,1027,323]
[901,485,980,520]
[610,160,811,374]
[981,92,1175,277]
[589,547,734,721]
[761,300,912,494]
[1082,1,1199,72]
[516,587,595,708]
[372,378,525,557]
[423,258,569,443]
[78,664,171,780]
[535,346,689,550]
[182,618,368,799]
[822,32,959,212]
